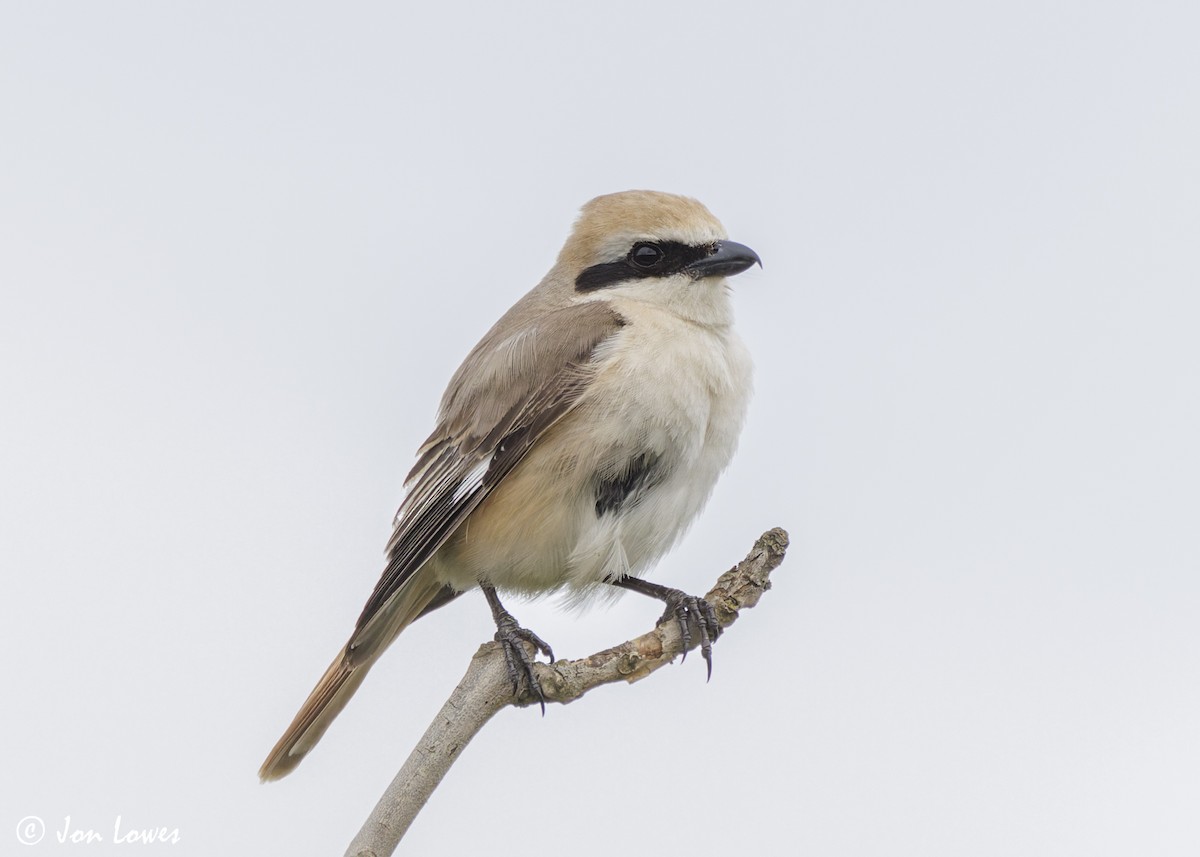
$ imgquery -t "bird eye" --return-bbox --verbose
[630,243,664,269]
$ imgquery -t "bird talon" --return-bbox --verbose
[485,586,553,712]
[672,601,693,659]
[614,577,723,676]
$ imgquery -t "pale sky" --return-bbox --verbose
[2,2,1198,855]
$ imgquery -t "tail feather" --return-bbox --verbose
[258,652,368,781]
[258,576,444,781]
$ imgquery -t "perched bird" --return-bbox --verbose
[259,190,759,781]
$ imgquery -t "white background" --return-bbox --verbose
[3,2,1198,854]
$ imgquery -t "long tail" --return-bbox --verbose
[258,578,447,781]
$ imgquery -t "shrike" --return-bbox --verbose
[260,190,760,781]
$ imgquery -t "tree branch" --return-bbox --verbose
[344,527,789,857]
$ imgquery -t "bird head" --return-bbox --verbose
[554,190,760,323]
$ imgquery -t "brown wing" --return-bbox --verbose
[347,300,625,657]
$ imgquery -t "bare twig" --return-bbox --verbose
[344,527,789,857]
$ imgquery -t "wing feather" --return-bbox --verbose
[348,301,625,654]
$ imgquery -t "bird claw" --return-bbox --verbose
[482,585,555,711]
[658,589,722,680]
[610,576,724,679]
[493,612,554,713]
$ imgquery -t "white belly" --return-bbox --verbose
[431,305,753,601]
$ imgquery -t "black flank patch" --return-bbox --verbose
[594,452,664,517]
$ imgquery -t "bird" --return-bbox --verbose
[259,190,760,781]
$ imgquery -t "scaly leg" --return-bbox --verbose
[482,585,554,712]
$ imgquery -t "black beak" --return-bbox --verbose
[684,240,762,280]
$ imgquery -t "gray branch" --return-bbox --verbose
[344,527,789,857]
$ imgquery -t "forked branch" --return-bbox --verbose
[345,527,789,857]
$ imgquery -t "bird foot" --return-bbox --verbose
[656,588,722,680]
[484,586,554,712]
[610,576,722,680]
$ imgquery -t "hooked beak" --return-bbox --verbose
[684,240,762,280]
